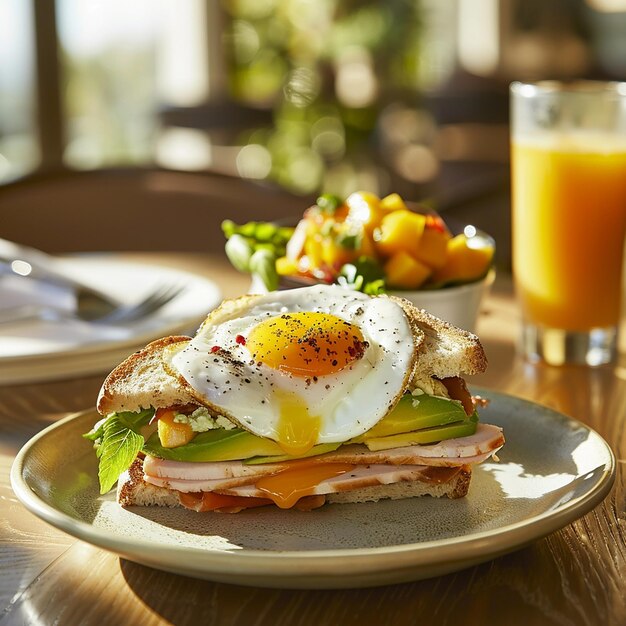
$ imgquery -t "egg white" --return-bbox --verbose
[166,285,416,444]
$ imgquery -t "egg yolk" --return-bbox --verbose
[275,389,321,455]
[246,312,368,378]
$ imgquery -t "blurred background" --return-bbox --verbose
[2,0,626,259]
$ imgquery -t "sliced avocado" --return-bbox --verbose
[142,393,479,462]
[243,442,342,465]
[143,428,285,462]
[363,418,477,451]
[350,394,467,443]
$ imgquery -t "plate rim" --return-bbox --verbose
[10,389,616,579]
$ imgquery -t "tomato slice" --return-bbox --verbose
[178,491,273,512]
[439,376,474,416]
[425,214,448,234]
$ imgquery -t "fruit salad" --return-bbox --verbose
[222,192,494,293]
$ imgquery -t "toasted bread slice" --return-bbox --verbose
[97,336,195,415]
[97,293,486,417]
[390,296,487,380]
[327,467,471,502]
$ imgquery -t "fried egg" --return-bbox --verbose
[166,285,417,454]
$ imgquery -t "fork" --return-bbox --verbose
[0,282,185,326]
[0,236,185,325]
[0,237,122,320]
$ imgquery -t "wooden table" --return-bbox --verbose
[2,253,625,626]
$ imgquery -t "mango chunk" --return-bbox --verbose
[384,251,431,289]
[304,234,324,270]
[276,256,299,276]
[158,410,195,448]
[355,229,376,258]
[414,226,450,269]
[380,193,408,212]
[345,191,384,234]
[375,209,426,258]
[321,237,354,270]
[431,233,494,284]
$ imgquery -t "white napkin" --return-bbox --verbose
[0,274,132,357]
[1,273,75,310]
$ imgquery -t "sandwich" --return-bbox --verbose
[86,284,504,512]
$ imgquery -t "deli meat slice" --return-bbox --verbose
[144,473,264,492]
[320,424,504,466]
[217,464,464,499]
[143,455,272,481]
[142,462,467,493]
[143,464,462,494]
[143,423,504,485]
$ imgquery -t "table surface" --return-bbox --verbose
[2,252,625,626]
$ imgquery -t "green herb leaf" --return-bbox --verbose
[363,279,386,295]
[84,409,154,494]
[336,231,361,250]
[340,256,384,283]
[96,417,144,494]
[338,256,386,293]
[316,193,342,214]
[83,419,106,442]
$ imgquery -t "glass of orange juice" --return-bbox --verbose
[511,81,626,366]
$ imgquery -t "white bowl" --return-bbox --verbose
[388,269,495,333]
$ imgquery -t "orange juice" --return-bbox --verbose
[512,135,626,331]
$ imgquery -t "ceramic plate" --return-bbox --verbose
[11,390,615,589]
[0,258,221,384]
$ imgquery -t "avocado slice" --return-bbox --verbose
[142,393,478,462]
[350,394,467,443]
[143,428,285,462]
[362,418,477,451]
[243,442,342,465]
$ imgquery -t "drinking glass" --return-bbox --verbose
[510,81,626,366]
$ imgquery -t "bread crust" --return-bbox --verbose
[97,335,198,415]
[390,295,487,380]
[327,466,471,503]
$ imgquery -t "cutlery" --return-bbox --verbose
[0,282,185,326]
[0,237,121,321]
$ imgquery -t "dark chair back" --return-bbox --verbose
[0,168,305,253]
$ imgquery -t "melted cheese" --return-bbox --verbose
[255,462,354,509]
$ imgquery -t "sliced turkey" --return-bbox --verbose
[216,464,464,501]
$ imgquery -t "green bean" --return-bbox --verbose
[277,226,295,242]
[253,242,277,253]
[249,248,279,291]
[254,222,278,242]
[225,234,254,273]
[221,219,236,238]
[238,222,258,238]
